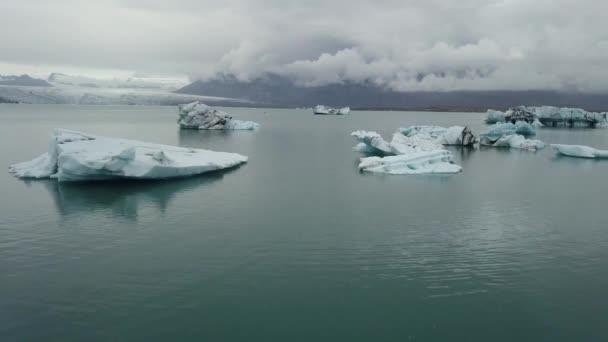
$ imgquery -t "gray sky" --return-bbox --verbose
[1,0,608,92]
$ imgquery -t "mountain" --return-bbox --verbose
[0,73,253,106]
[177,74,608,112]
[0,75,52,87]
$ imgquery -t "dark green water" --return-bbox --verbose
[1,104,608,341]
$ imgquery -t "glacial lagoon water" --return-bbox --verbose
[1,104,608,341]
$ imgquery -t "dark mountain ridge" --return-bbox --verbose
[177,74,608,112]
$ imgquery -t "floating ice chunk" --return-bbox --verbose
[351,130,443,156]
[481,122,536,138]
[9,129,248,182]
[358,151,462,175]
[399,125,477,146]
[551,144,608,159]
[314,105,350,115]
[480,134,545,151]
[351,131,393,155]
[486,109,507,123]
[178,101,259,130]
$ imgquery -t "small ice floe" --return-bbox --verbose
[178,101,259,130]
[313,105,350,115]
[9,129,248,182]
[551,144,608,159]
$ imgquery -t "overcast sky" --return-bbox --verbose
[1,0,608,92]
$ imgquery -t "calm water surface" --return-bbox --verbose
[1,104,608,341]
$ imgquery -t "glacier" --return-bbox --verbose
[314,105,350,115]
[351,125,468,174]
[0,73,254,106]
[9,129,248,182]
[551,144,608,159]
[486,106,608,127]
[177,102,259,130]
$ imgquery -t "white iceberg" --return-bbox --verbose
[480,134,545,151]
[551,144,608,159]
[358,151,462,175]
[178,102,259,130]
[486,106,608,127]
[399,125,477,146]
[481,122,536,138]
[9,129,248,182]
[313,105,350,115]
[351,127,463,175]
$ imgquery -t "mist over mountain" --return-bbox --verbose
[177,74,608,111]
[0,75,52,87]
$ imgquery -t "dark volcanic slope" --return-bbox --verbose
[0,75,52,87]
[177,74,608,111]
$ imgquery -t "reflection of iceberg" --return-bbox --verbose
[10,129,247,181]
[39,170,232,221]
[486,106,608,127]
[351,125,468,175]
[313,105,350,115]
[178,101,259,130]
[551,144,608,159]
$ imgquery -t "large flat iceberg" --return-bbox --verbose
[313,105,350,115]
[551,144,608,159]
[178,102,260,130]
[9,129,248,182]
[486,106,608,127]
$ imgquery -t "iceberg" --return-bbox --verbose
[313,105,350,115]
[399,125,477,146]
[351,127,464,175]
[551,144,608,159]
[481,122,536,138]
[9,129,248,182]
[358,151,462,175]
[486,106,608,128]
[178,102,259,130]
[480,135,545,151]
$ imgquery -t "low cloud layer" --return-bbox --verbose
[2,0,608,92]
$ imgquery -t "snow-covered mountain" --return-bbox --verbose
[0,73,253,106]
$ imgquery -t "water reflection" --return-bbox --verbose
[36,170,237,222]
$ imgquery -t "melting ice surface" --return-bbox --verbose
[177,102,260,130]
[9,129,248,182]
[351,125,471,175]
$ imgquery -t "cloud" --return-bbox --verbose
[1,0,608,91]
